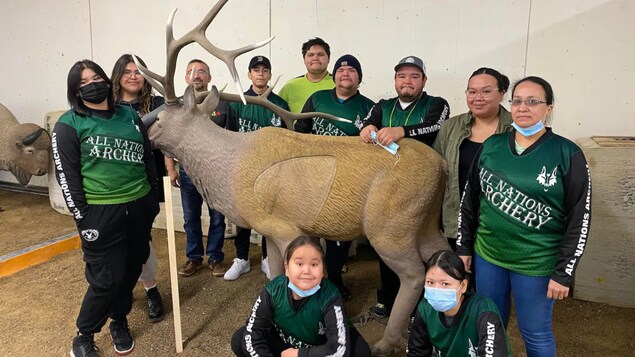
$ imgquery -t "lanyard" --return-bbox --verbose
[389,97,420,127]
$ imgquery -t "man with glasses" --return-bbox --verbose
[165,59,230,278]
[359,55,450,319]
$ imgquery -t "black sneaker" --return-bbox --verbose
[70,333,100,357]
[146,286,165,323]
[109,320,134,355]
[369,303,390,319]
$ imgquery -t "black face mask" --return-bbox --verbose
[78,81,110,104]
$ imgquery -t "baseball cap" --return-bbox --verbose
[394,56,426,75]
[248,55,271,70]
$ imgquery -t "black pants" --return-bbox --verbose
[231,325,371,357]
[377,258,400,310]
[325,239,351,286]
[76,192,159,334]
[234,227,267,261]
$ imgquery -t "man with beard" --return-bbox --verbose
[359,55,450,319]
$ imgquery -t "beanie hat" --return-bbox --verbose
[332,54,362,83]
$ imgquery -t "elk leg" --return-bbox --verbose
[266,236,285,278]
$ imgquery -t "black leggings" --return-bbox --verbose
[231,325,371,357]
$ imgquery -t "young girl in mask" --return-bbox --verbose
[53,59,159,357]
[231,236,371,357]
[407,250,510,357]
[456,77,592,357]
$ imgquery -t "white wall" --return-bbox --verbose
[1,0,634,185]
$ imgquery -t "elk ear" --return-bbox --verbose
[183,84,197,110]
[200,86,220,115]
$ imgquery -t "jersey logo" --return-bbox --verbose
[467,339,477,357]
[318,321,326,335]
[270,113,282,127]
[81,229,99,242]
[537,166,558,191]
[354,114,363,130]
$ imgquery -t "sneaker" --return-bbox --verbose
[224,258,251,280]
[109,320,134,356]
[146,286,165,323]
[209,260,225,277]
[178,260,203,277]
[261,257,271,280]
[369,303,390,319]
[70,333,100,357]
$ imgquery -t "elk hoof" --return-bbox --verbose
[371,338,398,357]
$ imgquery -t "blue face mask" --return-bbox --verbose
[288,280,321,298]
[424,285,461,312]
[512,119,545,137]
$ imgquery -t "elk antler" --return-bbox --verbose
[196,76,353,129]
[134,0,273,105]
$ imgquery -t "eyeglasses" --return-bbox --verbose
[465,88,500,98]
[509,99,547,107]
[186,69,209,76]
[122,70,142,78]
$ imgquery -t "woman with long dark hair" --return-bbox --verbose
[53,59,159,357]
[111,54,165,323]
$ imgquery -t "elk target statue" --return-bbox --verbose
[0,102,50,185]
[136,0,449,355]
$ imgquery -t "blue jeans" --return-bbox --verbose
[475,253,556,357]
[179,167,226,263]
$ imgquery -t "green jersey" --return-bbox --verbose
[227,86,289,132]
[473,131,584,277]
[266,275,342,347]
[408,294,510,357]
[296,89,375,136]
[56,106,150,205]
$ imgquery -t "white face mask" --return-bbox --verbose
[513,110,550,137]
[512,120,544,137]
[424,285,462,312]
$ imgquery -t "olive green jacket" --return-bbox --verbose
[432,106,513,239]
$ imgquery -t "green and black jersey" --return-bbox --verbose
[457,129,592,286]
[226,86,288,132]
[296,88,375,136]
[407,293,510,357]
[242,275,351,356]
[52,105,157,221]
[361,92,450,146]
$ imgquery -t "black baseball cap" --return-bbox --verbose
[248,55,271,70]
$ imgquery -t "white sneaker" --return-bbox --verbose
[224,258,250,280]
[261,257,271,280]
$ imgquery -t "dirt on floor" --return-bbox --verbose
[0,189,633,356]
